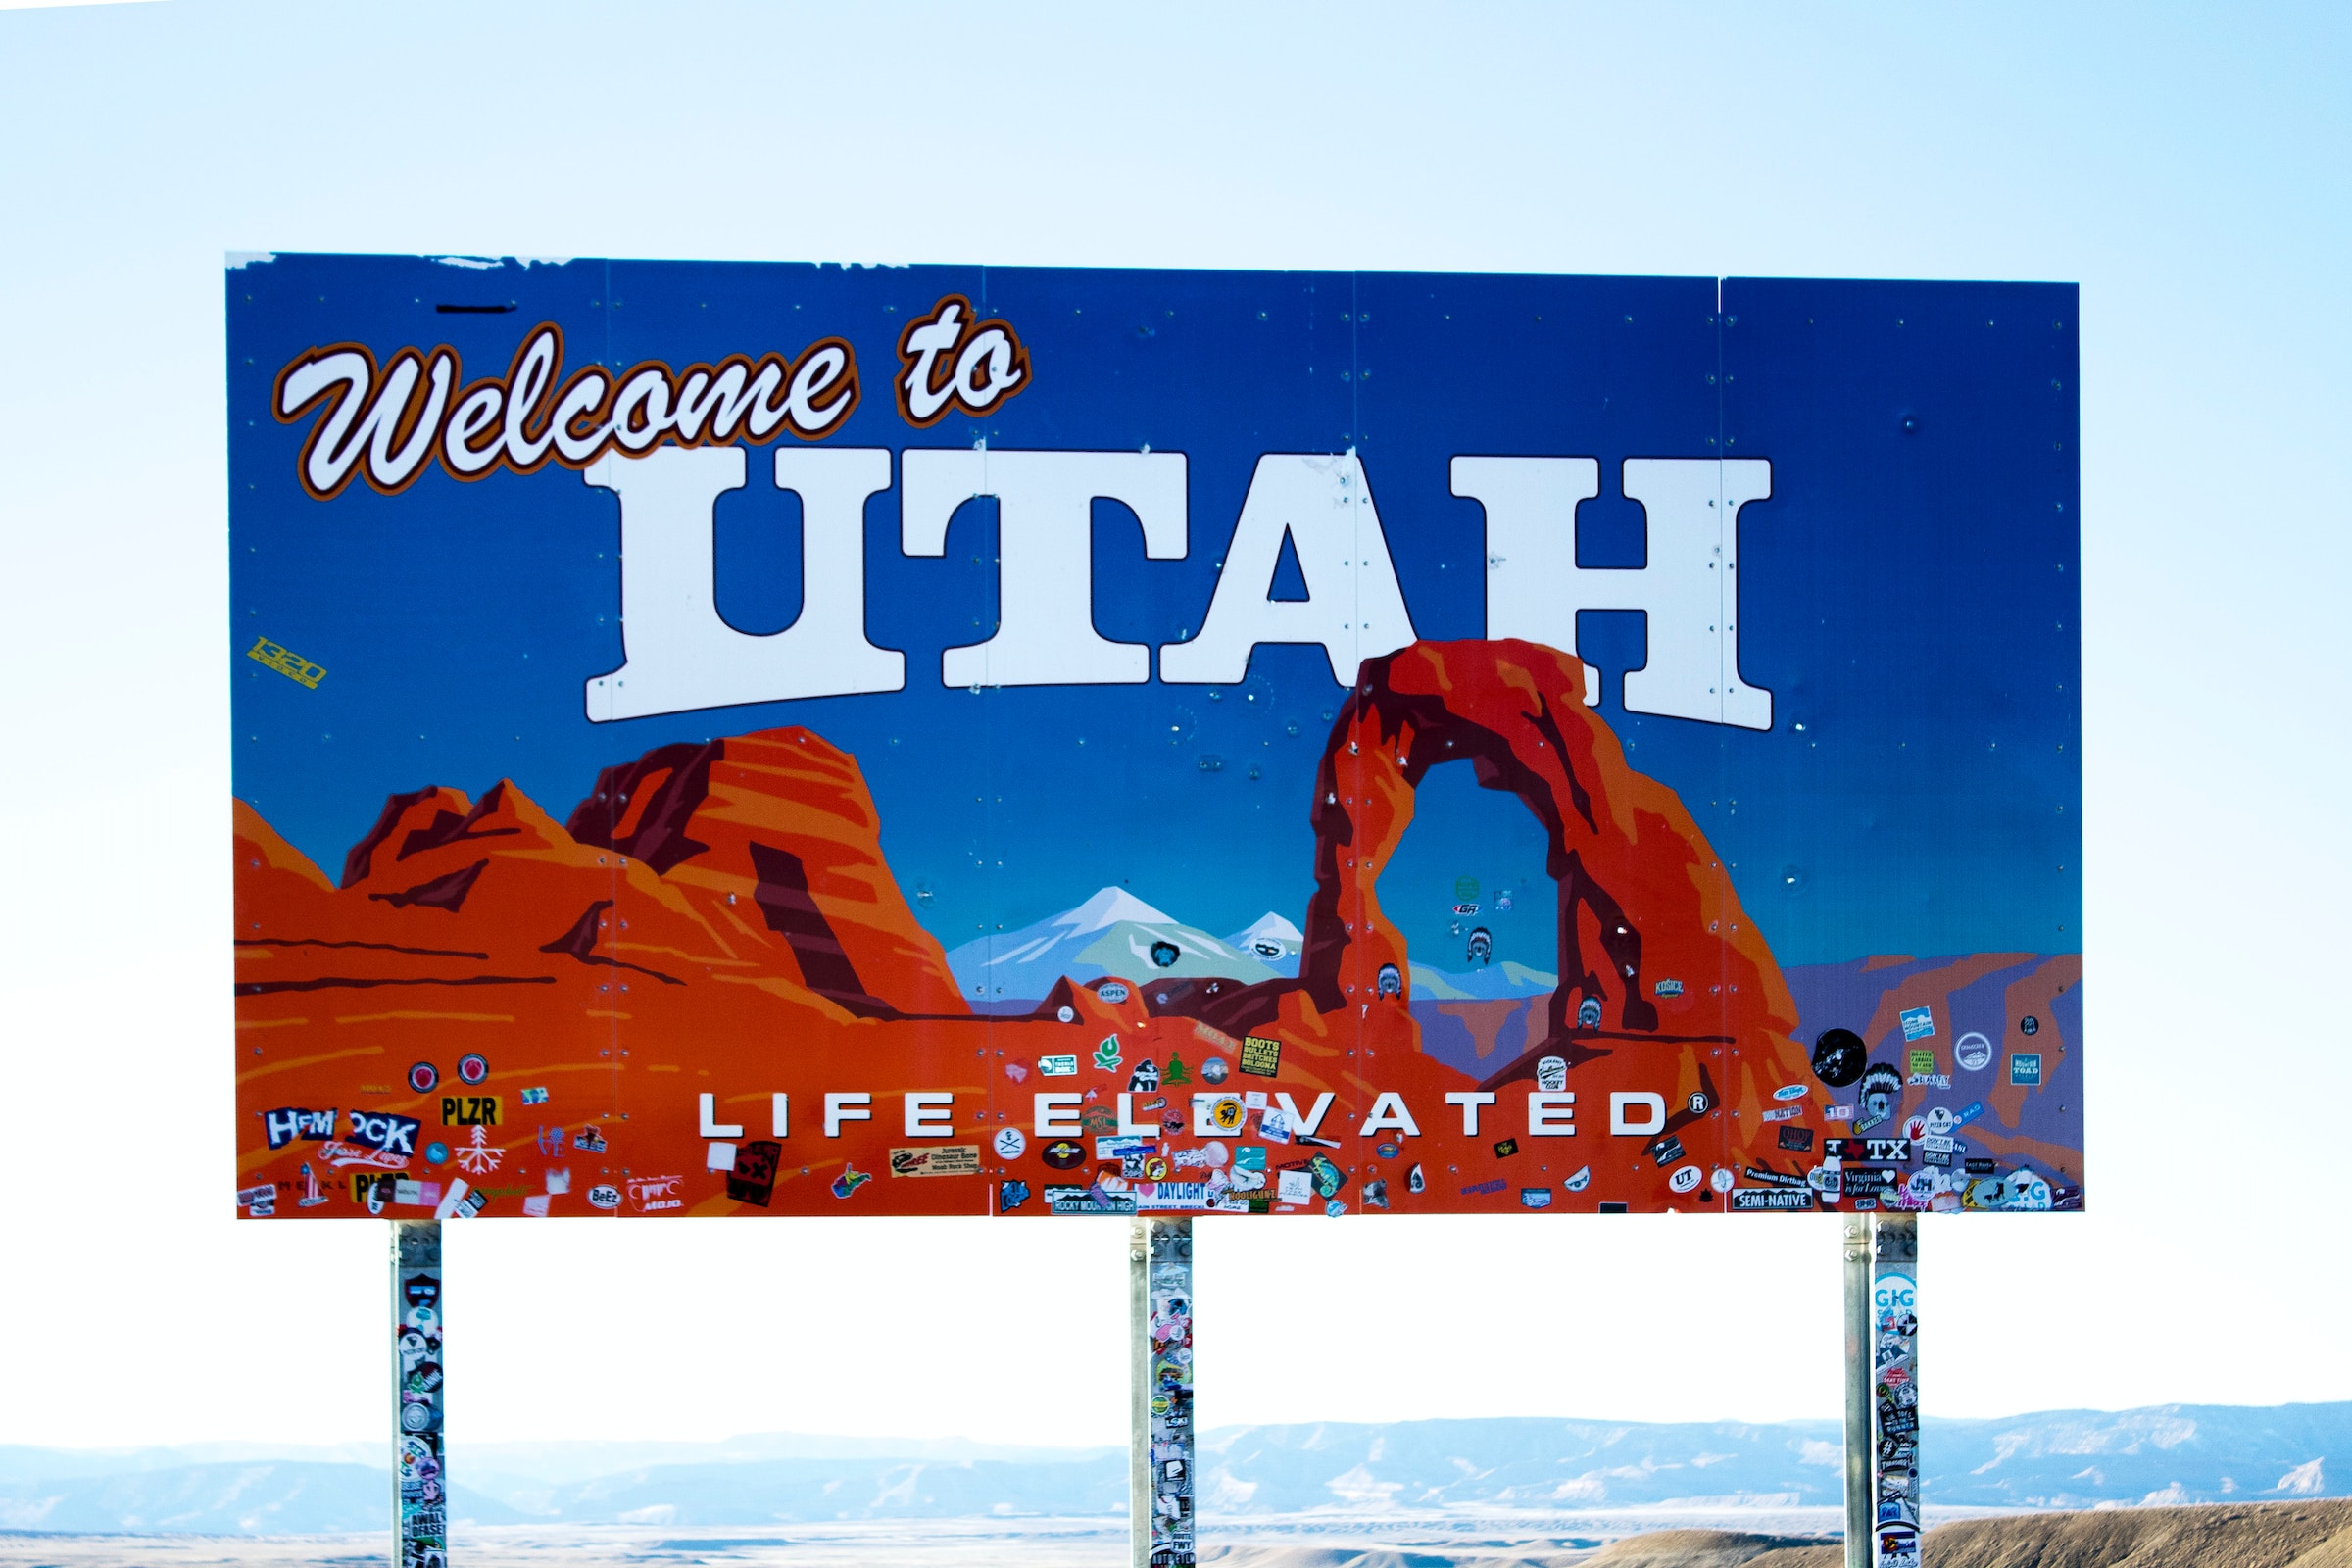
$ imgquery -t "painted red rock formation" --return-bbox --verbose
[1188,638,1801,1095]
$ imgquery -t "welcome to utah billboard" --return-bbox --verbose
[229,256,2082,1221]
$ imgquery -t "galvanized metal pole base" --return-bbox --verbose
[393,1221,447,1568]
[1871,1215,1921,1567]
[1131,1216,1195,1568]
[1843,1213,1923,1568]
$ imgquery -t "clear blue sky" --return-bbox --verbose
[1,0,2346,1448]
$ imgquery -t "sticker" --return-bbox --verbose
[1492,1137,1520,1158]
[346,1110,422,1156]
[587,1184,621,1210]
[2020,1014,2040,1036]
[993,1127,1028,1159]
[1143,1154,1171,1181]
[1824,1104,1853,1121]
[1000,1180,1031,1211]
[1257,1108,1292,1143]
[1597,1201,1629,1213]
[2010,1053,2043,1086]
[246,635,324,688]
[1098,980,1132,1004]
[1953,1100,1985,1127]
[1208,1097,1246,1132]
[407,1062,439,1094]
[1092,1038,1122,1072]
[1668,1165,1702,1194]
[1373,1141,1399,1160]
[1164,1054,1191,1086]
[1964,1156,1997,1175]
[1376,962,1403,996]
[1562,1165,1591,1192]
[1520,1187,1552,1208]
[1920,1106,1957,1138]
[1041,1140,1086,1170]
[439,1096,501,1127]
[1200,1057,1229,1085]
[1363,1178,1390,1209]
[1407,1162,1426,1194]
[1129,1060,1161,1092]
[829,1164,872,1199]
[263,1106,338,1149]
[889,1145,982,1178]
[1733,1188,1816,1211]
[1040,1054,1078,1077]
[1459,1178,1505,1196]
[1953,1031,1993,1071]
[1898,1007,1936,1042]
[1276,1169,1313,1203]
[1709,1166,1736,1192]
[1687,1091,1712,1115]
[1055,1005,1076,1024]
[1306,1152,1346,1198]
[1773,1084,1809,1102]
[1149,940,1180,968]
[457,1054,488,1085]
[1048,1186,1137,1215]
[1778,1124,1816,1152]
[1576,996,1603,1029]
[725,1142,781,1206]
[1811,1028,1866,1088]
[1647,1135,1686,1166]
[1855,1064,1903,1133]
[1239,1035,1283,1077]
[1234,1146,1265,1171]
[1536,1055,1568,1092]
[1655,978,1685,998]
[1761,1105,1802,1123]
[519,1087,549,1106]
[629,1174,682,1212]
[1905,1046,1936,1078]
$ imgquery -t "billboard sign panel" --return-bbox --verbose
[231,256,2082,1219]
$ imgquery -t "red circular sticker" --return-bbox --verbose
[408,1062,438,1094]
[457,1054,488,1085]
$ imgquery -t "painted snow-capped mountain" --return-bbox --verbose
[1222,912,1304,976]
[946,888,1276,1004]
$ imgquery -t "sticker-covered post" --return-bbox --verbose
[1841,1213,1871,1568]
[1870,1215,1921,1566]
[1132,1216,1194,1568]
[392,1220,447,1568]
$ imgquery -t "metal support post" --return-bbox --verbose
[393,1221,447,1568]
[1131,1216,1194,1568]
[1840,1213,1871,1568]
[1870,1214,1921,1568]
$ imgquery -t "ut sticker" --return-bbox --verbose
[441,1095,502,1127]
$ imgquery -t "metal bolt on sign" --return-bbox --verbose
[1132,1216,1195,1568]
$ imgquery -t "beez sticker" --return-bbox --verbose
[889,1144,981,1177]
[1238,1035,1282,1077]
[440,1095,501,1127]
[263,1106,337,1148]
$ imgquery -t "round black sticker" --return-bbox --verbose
[2020,1014,2040,1036]
[1810,1028,1867,1088]
[457,1054,488,1085]
[408,1061,438,1093]
[1041,1140,1086,1170]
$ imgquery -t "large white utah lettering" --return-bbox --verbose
[1452,455,1774,730]
[583,448,1769,728]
